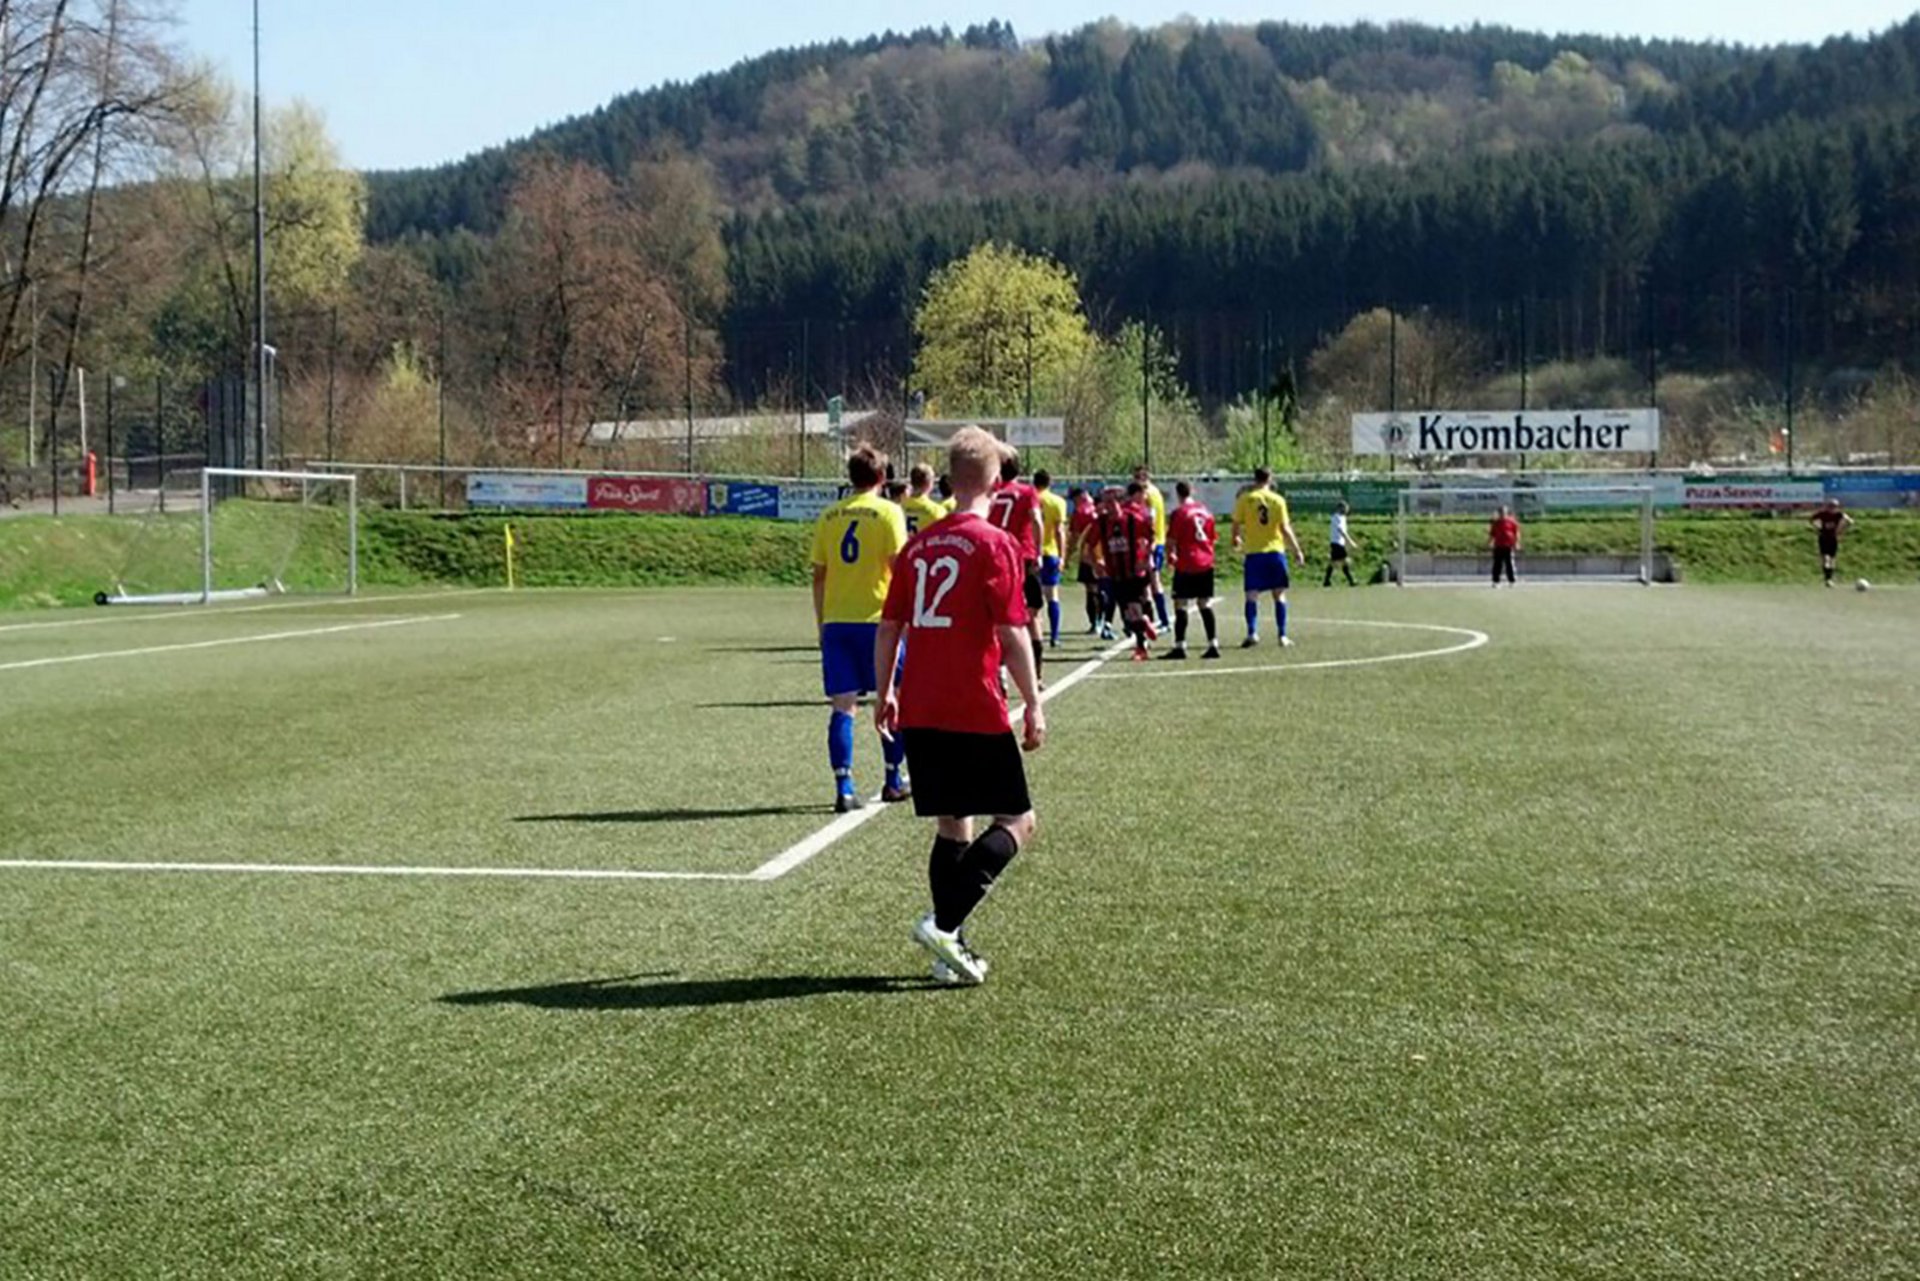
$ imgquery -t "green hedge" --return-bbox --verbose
[6,506,1918,611]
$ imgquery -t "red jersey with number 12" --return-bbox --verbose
[882,513,1030,735]
[1168,499,1217,572]
[987,481,1043,561]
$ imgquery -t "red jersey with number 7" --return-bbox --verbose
[987,481,1043,562]
[882,513,1031,734]
[1168,499,1217,572]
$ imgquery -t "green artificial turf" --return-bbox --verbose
[2,584,1916,1278]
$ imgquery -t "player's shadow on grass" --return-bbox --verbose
[438,972,941,1011]
[514,804,830,824]
[695,699,824,710]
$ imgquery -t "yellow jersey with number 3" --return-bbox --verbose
[1234,487,1291,554]
[811,491,908,623]
[1039,490,1069,558]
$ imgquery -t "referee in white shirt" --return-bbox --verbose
[1322,501,1360,587]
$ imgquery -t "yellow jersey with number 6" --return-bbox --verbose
[811,491,908,623]
[1234,487,1291,554]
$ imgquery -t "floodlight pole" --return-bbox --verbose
[252,0,268,471]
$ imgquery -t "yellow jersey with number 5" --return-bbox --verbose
[900,493,947,536]
[1233,487,1291,554]
[811,491,908,623]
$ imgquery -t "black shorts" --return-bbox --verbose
[1023,566,1044,612]
[1818,533,1839,558]
[1111,575,1151,609]
[1076,562,1096,586]
[901,728,1032,819]
[1329,543,1349,562]
[1171,569,1215,601]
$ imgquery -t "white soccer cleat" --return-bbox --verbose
[913,913,988,985]
[1278,635,1295,648]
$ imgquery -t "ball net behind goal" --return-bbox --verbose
[100,468,358,605]
[1393,485,1659,584]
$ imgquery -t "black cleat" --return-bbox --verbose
[1240,636,1259,649]
[835,791,866,814]
[881,782,912,804]
[1202,645,1222,660]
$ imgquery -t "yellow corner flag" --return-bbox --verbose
[504,523,516,590]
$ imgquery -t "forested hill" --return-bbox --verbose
[366,16,1920,240]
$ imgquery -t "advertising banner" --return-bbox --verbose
[1353,409,1660,456]
[586,476,706,514]
[466,473,588,509]
[1821,473,1920,509]
[1684,481,1826,509]
[778,482,843,522]
[706,481,782,517]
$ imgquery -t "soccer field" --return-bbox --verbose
[3,584,1916,1278]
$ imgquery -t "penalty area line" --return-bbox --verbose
[0,614,463,672]
[744,638,1133,882]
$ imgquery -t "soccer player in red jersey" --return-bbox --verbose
[1808,498,1855,586]
[875,428,1046,986]
[987,451,1046,680]
[1488,505,1521,587]
[1163,480,1222,660]
[1067,487,1102,635]
[1100,482,1160,661]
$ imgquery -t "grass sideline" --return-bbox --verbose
[5,503,1920,611]
[2,585,1915,1277]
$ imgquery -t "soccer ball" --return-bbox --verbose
[1855,578,1871,592]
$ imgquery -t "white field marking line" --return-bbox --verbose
[0,636,1133,885]
[0,860,748,882]
[1093,618,1489,681]
[0,587,502,635]
[0,613,462,672]
[743,637,1134,882]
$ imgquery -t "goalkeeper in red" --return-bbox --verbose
[875,427,1045,986]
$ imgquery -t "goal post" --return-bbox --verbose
[1394,484,1660,585]
[98,467,358,606]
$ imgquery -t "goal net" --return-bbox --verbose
[1394,484,1660,585]
[98,468,358,605]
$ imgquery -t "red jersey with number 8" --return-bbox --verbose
[883,513,1031,734]
[1168,500,1217,572]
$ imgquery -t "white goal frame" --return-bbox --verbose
[99,467,358,606]
[1395,485,1657,585]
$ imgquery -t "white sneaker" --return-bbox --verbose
[912,913,987,985]
[1278,635,1295,648]
[931,947,990,984]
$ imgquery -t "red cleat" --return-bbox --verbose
[1131,647,1150,662]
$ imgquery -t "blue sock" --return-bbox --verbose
[883,729,906,786]
[1154,591,1170,629]
[1047,600,1061,645]
[1277,599,1289,638]
[1245,599,1259,636]
[829,711,855,791]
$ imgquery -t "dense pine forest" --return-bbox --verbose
[366,16,1920,402]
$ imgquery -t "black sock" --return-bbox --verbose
[1824,564,1834,582]
[1174,610,1189,646]
[1085,593,1098,626]
[944,825,1020,929]
[928,835,968,929]
[1199,606,1217,643]
[1034,642,1044,680]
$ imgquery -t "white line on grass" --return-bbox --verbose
[0,860,747,882]
[0,587,500,635]
[1093,618,1489,680]
[0,613,463,672]
[744,637,1133,881]
[0,638,1135,885]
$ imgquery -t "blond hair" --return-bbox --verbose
[947,426,1004,491]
